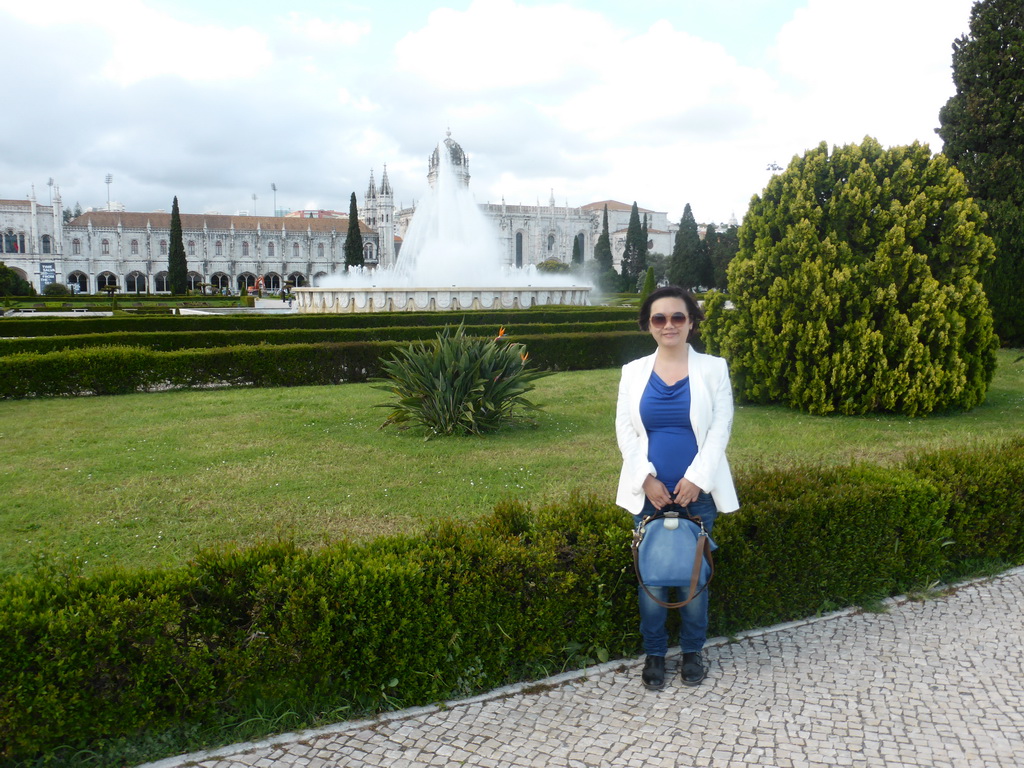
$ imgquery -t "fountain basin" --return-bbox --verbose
[293,285,592,313]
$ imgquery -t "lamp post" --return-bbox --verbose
[105,174,113,210]
[252,193,258,217]
[271,183,277,217]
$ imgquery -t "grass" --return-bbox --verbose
[1,348,1021,578]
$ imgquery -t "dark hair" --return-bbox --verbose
[638,285,704,335]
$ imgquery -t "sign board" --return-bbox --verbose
[39,262,56,290]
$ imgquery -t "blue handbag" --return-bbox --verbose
[631,505,714,609]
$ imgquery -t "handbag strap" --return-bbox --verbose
[631,507,715,610]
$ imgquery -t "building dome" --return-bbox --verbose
[428,130,471,188]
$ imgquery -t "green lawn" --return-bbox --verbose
[2,349,1021,578]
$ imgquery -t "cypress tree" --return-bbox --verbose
[344,192,364,271]
[621,202,646,290]
[640,266,657,304]
[697,223,716,288]
[668,203,700,289]
[168,196,187,295]
[594,205,613,271]
[710,223,739,290]
[937,0,1024,344]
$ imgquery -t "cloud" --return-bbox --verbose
[0,0,273,85]
[287,13,371,45]
[769,0,971,151]
[1,0,978,227]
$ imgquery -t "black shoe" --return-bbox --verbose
[680,652,705,686]
[641,655,666,690]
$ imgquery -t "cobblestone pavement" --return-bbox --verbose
[144,568,1024,768]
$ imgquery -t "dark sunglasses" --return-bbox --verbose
[649,312,688,329]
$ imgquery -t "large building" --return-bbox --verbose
[3,136,702,294]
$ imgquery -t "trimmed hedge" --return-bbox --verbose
[0,320,638,356]
[0,333,654,398]
[2,438,1022,763]
[0,307,635,338]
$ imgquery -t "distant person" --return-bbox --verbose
[615,285,739,690]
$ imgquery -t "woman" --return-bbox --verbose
[615,285,739,690]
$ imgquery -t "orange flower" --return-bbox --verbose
[520,351,529,363]
[496,326,506,340]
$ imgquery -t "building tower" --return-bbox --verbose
[428,130,470,189]
[364,166,395,268]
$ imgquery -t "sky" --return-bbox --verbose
[1,0,978,228]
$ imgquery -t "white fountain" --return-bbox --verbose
[293,135,592,313]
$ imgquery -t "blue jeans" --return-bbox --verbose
[633,492,718,657]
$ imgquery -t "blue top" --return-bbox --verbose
[640,371,698,493]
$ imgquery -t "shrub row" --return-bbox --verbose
[0,320,638,356]
[0,332,653,398]
[2,437,1022,763]
[0,307,634,338]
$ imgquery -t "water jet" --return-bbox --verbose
[294,134,591,313]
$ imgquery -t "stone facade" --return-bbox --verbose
[0,191,64,291]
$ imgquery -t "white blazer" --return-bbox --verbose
[615,345,739,515]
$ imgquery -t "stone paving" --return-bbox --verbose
[142,568,1024,768]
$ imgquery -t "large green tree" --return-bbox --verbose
[344,192,364,271]
[620,202,647,290]
[167,196,188,295]
[703,137,997,417]
[0,262,34,296]
[937,0,1024,345]
[668,203,701,289]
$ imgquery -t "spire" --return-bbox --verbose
[381,164,392,196]
[367,169,377,199]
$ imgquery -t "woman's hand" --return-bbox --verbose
[642,475,673,509]
[673,478,703,507]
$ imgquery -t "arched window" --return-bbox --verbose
[42,235,52,254]
[67,271,88,293]
[126,272,146,293]
[268,242,275,258]
[211,273,230,293]
[242,241,249,257]
[237,273,256,291]
[155,272,169,292]
[72,238,81,255]
[547,234,555,251]
[215,241,223,256]
[160,240,167,255]
[97,272,117,289]
[317,243,324,258]
[293,242,300,258]
[187,272,203,291]
[101,238,110,254]
[188,240,196,256]
[288,272,305,287]
[515,232,524,268]
[131,239,139,255]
